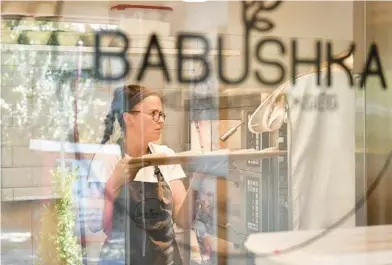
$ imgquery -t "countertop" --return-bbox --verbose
[244,225,392,265]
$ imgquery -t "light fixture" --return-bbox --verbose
[219,110,245,142]
[220,120,244,142]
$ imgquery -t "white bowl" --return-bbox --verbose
[25,31,52,45]
[56,32,80,46]
[79,33,94,46]
[1,30,21,44]
[1,21,8,30]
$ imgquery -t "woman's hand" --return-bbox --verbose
[108,157,139,195]
[108,153,167,197]
[202,234,213,256]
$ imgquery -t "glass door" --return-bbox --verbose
[355,1,392,226]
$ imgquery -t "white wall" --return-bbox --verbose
[224,0,354,91]
[170,1,228,33]
[145,0,355,91]
[228,1,353,40]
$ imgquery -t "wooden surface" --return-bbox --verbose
[129,149,287,167]
[244,225,392,265]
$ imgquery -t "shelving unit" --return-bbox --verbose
[1,42,241,56]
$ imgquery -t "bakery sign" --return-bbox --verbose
[93,1,387,89]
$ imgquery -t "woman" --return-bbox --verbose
[97,84,208,265]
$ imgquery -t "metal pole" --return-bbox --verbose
[74,40,87,265]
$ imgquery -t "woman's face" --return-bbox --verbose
[124,95,165,143]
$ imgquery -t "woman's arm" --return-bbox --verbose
[102,157,140,235]
[102,161,127,235]
[170,178,198,229]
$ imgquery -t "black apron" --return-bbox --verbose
[99,149,183,265]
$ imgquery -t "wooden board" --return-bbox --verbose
[127,149,287,168]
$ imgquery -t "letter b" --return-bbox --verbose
[177,33,210,84]
[94,30,130,81]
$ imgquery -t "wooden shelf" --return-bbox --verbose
[1,43,241,56]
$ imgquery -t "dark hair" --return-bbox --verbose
[100,84,160,145]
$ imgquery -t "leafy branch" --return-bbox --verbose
[36,168,85,265]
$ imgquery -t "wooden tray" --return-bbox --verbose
[127,149,287,168]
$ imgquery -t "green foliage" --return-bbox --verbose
[36,167,85,265]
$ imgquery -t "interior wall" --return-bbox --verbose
[224,1,354,91]
[228,1,353,39]
[353,1,367,227]
[362,1,392,226]
[169,1,228,34]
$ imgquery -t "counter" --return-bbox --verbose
[244,225,392,265]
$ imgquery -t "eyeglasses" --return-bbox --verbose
[129,110,166,122]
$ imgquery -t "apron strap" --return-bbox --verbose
[148,146,166,184]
